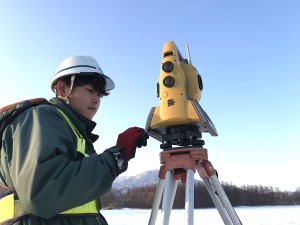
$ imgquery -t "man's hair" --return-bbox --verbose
[60,74,109,97]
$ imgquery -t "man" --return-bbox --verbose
[0,55,149,225]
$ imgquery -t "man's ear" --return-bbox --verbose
[56,80,68,97]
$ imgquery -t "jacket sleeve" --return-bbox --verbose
[2,104,124,218]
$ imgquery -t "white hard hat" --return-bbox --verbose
[51,55,115,92]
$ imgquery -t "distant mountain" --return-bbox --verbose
[113,170,159,190]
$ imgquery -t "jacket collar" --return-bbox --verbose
[49,97,99,142]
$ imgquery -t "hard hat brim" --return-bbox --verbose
[51,73,115,92]
[102,74,115,91]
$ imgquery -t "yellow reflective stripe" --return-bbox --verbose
[0,194,14,223]
[0,196,29,223]
[61,200,98,214]
[57,109,87,156]
[57,109,98,214]
[0,196,98,221]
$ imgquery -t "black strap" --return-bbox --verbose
[0,183,17,199]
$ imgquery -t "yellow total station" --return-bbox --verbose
[145,41,217,149]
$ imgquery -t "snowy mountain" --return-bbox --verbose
[113,170,159,190]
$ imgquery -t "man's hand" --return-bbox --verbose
[116,127,149,161]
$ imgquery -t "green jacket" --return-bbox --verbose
[0,97,128,225]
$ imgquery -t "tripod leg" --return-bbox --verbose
[202,176,233,224]
[161,170,177,225]
[197,161,242,225]
[169,179,179,215]
[209,175,242,225]
[185,169,194,225]
[149,178,165,225]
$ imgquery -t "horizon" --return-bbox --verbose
[114,169,299,192]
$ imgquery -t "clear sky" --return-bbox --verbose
[1,1,299,191]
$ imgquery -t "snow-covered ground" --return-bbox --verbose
[102,205,300,225]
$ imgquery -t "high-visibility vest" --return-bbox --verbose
[0,109,99,224]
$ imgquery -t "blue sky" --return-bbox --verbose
[1,1,299,191]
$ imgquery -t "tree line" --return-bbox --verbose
[100,182,300,209]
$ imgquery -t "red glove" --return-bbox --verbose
[116,127,149,161]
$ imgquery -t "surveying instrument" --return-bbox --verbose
[145,41,242,225]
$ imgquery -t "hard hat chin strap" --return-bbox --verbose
[56,75,75,104]
[65,75,75,104]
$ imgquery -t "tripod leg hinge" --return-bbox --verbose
[196,160,216,179]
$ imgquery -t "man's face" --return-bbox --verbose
[67,84,101,120]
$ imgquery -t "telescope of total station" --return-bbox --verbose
[145,41,218,149]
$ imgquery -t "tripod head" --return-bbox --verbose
[145,41,217,150]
